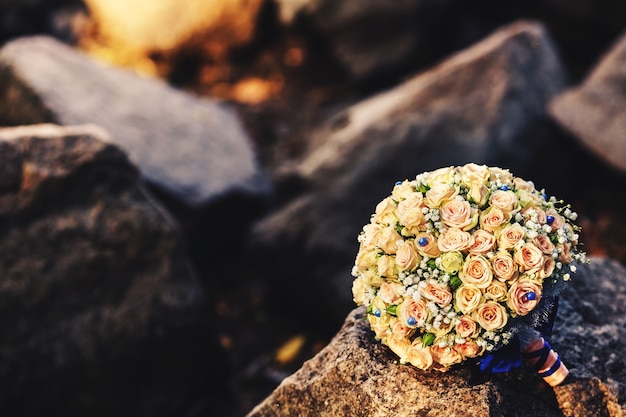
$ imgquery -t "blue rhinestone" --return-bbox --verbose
[395,181,403,186]
[418,237,428,247]
[499,185,510,191]
[374,309,381,317]
[525,292,537,301]
[546,215,555,225]
[407,317,417,326]
[542,193,548,200]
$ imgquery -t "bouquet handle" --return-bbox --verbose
[521,337,569,386]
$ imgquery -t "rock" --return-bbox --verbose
[276,0,455,82]
[247,257,626,417]
[250,20,568,330]
[0,124,225,416]
[549,30,626,173]
[0,35,268,208]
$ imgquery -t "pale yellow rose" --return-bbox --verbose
[368,311,392,340]
[533,234,555,255]
[459,255,493,288]
[374,197,398,226]
[377,254,398,278]
[455,315,480,338]
[491,251,517,281]
[356,247,379,273]
[377,227,402,254]
[352,277,374,305]
[507,279,542,316]
[406,339,434,370]
[431,341,463,368]
[415,233,441,258]
[538,256,555,279]
[427,166,455,185]
[489,190,519,213]
[362,223,383,247]
[398,297,430,327]
[468,182,490,207]
[485,280,508,301]
[392,180,417,202]
[378,281,404,305]
[514,243,545,272]
[387,334,410,361]
[440,200,478,231]
[468,229,496,255]
[439,251,464,274]
[437,228,473,252]
[497,223,525,250]
[420,281,453,308]
[480,206,511,233]
[489,167,514,183]
[360,268,385,287]
[517,189,543,207]
[455,339,484,359]
[395,241,421,271]
[455,285,483,314]
[460,163,490,184]
[474,301,508,331]
[424,183,458,208]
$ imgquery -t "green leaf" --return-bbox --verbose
[386,305,398,316]
[418,184,430,193]
[449,275,462,290]
[366,304,373,315]
[427,259,438,270]
[422,333,436,347]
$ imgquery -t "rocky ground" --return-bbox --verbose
[0,1,625,416]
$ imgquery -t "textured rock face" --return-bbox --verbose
[0,36,268,208]
[549,30,626,173]
[250,20,569,329]
[0,124,223,416]
[248,257,626,417]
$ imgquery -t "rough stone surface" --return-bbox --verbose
[549,30,626,173]
[0,35,268,207]
[276,0,454,81]
[0,124,224,416]
[248,257,626,417]
[250,20,568,329]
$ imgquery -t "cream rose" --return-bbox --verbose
[546,208,565,232]
[377,254,398,278]
[521,206,547,225]
[356,247,378,273]
[468,182,490,207]
[397,194,426,233]
[439,251,464,274]
[474,301,508,331]
[440,200,478,231]
[398,298,430,327]
[352,277,374,305]
[517,189,543,207]
[513,177,535,192]
[514,243,545,272]
[377,227,402,254]
[362,223,383,247]
[387,334,410,361]
[558,243,572,263]
[460,255,493,288]
[374,197,398,225]
[507,279,542,316]
[538,256,555,279]
[461,163,490,184]
[497,223,525,250]
[455,285,483,314]
[431,342,463,368]
[415,233,441,258]
[533,234,555,255]
[392,181,417,202]
[437,228,473,252]
[455,339,484,359]
[491,251,517,281]
[455,315,480,338]
[485,280,508,301]
[424,183,458,208]
[480,206,510,232]
[420,281,453,307]
[390,317,415,339]
[489,190,519,213]
[406,339,434,370]
[395,241,421,271]
[468,229,496,255]
[378,281,404,304]
[368,310,392,340]
[489,167,514,183]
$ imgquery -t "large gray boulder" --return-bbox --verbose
[0,35,268,208]
[0,124,224,416]
[250,20,569,329]
[247,257,626,417]
[550,30,626,173]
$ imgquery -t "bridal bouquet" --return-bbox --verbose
[351,164,585,373]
